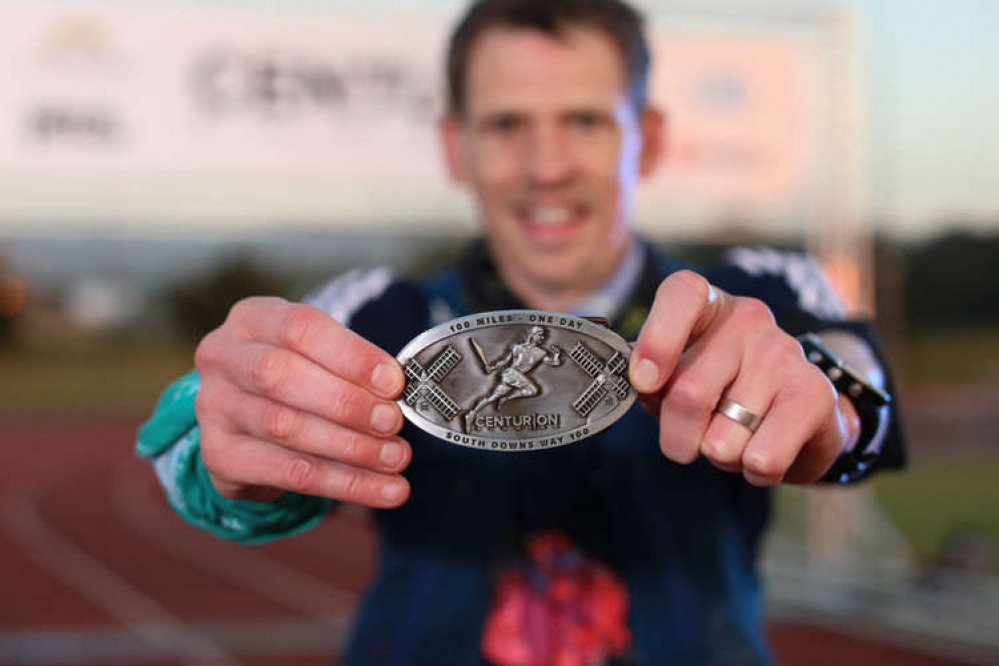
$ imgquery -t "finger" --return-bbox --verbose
[217,387,411,474]
[204,433,411,508]
[221,341,404,437]
[656,336,741,464]
[229,298,405,399]
[636,387,663,418]
[741,369,841,486]
[699,334,795,470]
[702,394,773,473]
[629,271,724,394]
[785,407,849,485]
[836,394,862,453]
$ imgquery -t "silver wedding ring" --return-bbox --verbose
[716,398,763,433]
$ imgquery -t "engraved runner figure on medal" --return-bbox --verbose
[463,326,562,432]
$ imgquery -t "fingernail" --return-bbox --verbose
[370,403,399,434]
[379,441,404,467]
[632,357,660,391]
[381,480,405,503]
[743,470,776,487]
[371,362,402,396]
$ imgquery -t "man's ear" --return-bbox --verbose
[439,113,469,184]
[638,106,667,178]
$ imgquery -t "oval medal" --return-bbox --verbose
[396,310,636,452]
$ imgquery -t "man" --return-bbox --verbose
[137,1,904,664]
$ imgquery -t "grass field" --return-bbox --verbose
[0,338,194,418]
[873,455,999,575]
[897,326,999,385]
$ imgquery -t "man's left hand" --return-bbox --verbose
[629,270,860,486]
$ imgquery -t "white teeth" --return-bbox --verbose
[529,207,572,226]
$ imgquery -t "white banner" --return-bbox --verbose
[649,30,820,208]
[0,2,841,235]
[0,3,447,180]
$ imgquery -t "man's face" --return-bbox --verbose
[441,25,663,302]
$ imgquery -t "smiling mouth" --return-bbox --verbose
[514,204,588,241]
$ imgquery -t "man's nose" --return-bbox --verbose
[526,124,574,186]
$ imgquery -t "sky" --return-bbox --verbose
[853,0,999,236]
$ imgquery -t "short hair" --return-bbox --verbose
[446,0,651,115]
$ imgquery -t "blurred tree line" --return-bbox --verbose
[158,228,999,346]
[167,254,291,343]
[896,230,999,329]
[0,268,23,348]
[162,242,466,344]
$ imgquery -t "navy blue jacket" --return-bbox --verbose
[321,242,904,665]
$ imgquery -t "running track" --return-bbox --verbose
[0,419,981,665]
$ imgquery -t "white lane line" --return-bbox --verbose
[0,472,241,666]
[0,618,349,663]
[111,462,359,621]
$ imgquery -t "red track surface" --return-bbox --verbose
[0,419,981,665]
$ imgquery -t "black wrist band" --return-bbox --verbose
[797,333,892,483]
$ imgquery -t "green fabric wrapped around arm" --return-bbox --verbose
[135,370,332,544]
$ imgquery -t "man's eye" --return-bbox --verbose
[569,113,603,129]
[487,115,521,132]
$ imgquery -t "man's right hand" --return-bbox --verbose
[194,297,411,509]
